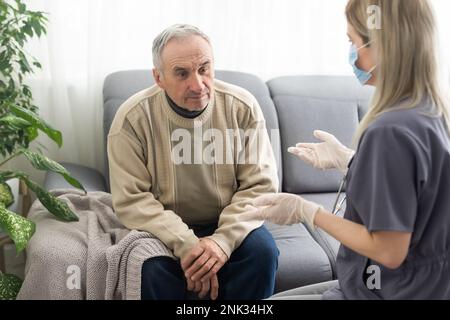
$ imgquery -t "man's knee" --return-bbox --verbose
[240,226,279,269]
[142,256,178,276]
[141,256,183,289]
[141,256,184,300]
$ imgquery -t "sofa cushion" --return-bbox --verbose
[276,95,359,193]
[44,163,107,192]
[266,222,333,293]
[267,75,374,106]
[103,70,282,191]
[267,76,374,194]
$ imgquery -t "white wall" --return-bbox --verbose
[12,0,450,180]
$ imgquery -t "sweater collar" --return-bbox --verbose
[165,92,207,119]
[162,90,215,129]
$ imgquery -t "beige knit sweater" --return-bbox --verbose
[107,79,278,260]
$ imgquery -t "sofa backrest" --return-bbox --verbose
[103,70,282,191]
[267,75,374,194]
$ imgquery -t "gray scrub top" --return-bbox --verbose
[323,100,450,300]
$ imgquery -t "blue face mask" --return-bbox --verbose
[349,43,376,85]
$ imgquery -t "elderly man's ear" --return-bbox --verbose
[152,68,165,90]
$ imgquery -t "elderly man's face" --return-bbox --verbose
[153,35,215,111]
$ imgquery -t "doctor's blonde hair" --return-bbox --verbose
[346,0,450,146]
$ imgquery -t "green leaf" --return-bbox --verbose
[0,171,26,182]
[0,171,80,222]
[17,55,32,74]
[7,78,15,93]
[16,0,26,14]
[0,272,23,300]
[0,183,14,208]
[23,85,32,97]
[0,57,10,72]
[0,203,35,253]
[26,126,38,142]
[10,105,62,147]
[24,179,79,222]
[30,17,42,37]
[0,114,31,130]
[13,31,25,47]
[22,23,33,38]
[21,149,86,192]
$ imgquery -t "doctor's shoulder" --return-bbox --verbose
[366,104,435,138]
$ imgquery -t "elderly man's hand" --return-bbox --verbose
[182,238,228,283]
[186,274,219,300]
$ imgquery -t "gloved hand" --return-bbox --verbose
[245,193,323,229]
[288,130,355,173]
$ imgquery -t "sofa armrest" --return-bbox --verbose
[44,163,107,192]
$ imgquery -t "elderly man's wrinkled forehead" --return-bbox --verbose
[160,35,214,71]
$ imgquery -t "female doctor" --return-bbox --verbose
[248,0,450,299]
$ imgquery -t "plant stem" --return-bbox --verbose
[0,152,22,168]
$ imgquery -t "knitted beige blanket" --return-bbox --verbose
[17,189,174,300]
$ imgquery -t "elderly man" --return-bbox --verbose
[107,24,279,300]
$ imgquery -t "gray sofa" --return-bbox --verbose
[44,70,373,294]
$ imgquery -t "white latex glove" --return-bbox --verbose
[245,193,323,229]
[288,130,355,173]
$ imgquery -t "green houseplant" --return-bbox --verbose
[0,0,85,299]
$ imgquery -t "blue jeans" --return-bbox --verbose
[141,225,279,300]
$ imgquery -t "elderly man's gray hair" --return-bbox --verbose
[152,24,211,71]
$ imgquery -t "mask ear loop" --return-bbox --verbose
[358,41,377,74]
[357,40,372,51]
[368,65,377,73]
